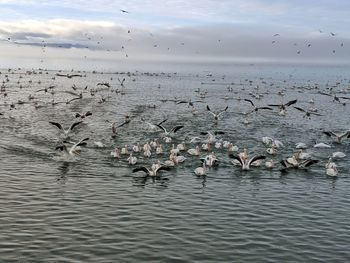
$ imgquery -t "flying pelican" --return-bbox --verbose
[156,123,184,137]
[75,111,92,119]
[49,121,82,138]
[206,105,228,121]
[244,99,273,114]
[293,107,322,118]
[268,99,297,115]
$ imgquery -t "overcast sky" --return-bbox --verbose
[0,0,349,66]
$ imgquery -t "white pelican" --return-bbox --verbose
[49,121,82,138]
[194,163,207,176]
[280,155,319,169]
[314,142,331,148]
[121,145,129,155]
[127,154,137,165]
[156,145,163,154]
[132,143,140,153]
[206,105,228,121]
[268,99,297,115]
[323,131,350,143]
[110,148,120,159]
[295,142,307,149]
[202,153,218,167]
[132,165,170,177]
[332,152,346,159]
[55,138,89,158]
[325,158,338,177]
[75,111,92,119]
[144,149,151,158]
[187,146,200,156]
[229,152,266,170]
[265,159,274,169]
[177,143,186,151]
[156,123,183,137]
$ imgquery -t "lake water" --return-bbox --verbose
[0,62,350,262]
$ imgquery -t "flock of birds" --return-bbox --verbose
[1,67,350,181]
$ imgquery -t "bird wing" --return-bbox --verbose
[214,131,225,135]
[132,167,149,174]
[75,113,82,118]
[280,160,288,168]
[293,106,306,113]
[156,166,171,173]
[323,131,335,137]
[171,125,184,133]
[176,101,188,104]
[244,99,255,107]
[257,106,273,110]
[69,121,82,131]
[268,104,282,107]
[248,155,266,166]
[319,92,332,97]
[338,96,350,100]
[302,159,319,167]
[157,119,168,126]
[228,154,243,166]
[285,99,298,106]
[217,106,228,117]
[74,137,89,148]
[206,105,212,112]
[85,111,92,117]
[156,124,167,133]
[49,121,63,130]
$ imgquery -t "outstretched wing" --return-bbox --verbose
[49,121,63,130]
[171,125,184,133]
[132,167,150,174]
[85,111,92,117]
[156,124,167,133]
[257,106,273,110]
[293,106,306,113]
[285,99,297,106]
[248,155,266,166]
[69,121,82,131]
[244,99,255,107]
[228,154,243,166]
[217,106,228,117]
[302,159,319,167]
[323,131,335,137]
[156,166,172,173]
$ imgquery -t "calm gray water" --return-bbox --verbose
[1,63,350,262]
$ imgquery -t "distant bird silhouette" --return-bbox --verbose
[120,9,129,13]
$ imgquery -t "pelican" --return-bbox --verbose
[156,145,163,154]
[332,152,346,159]
[229,152,266,170]
[75,111,92,119]
[206,105,228,121]
[121,145,129,155]
[244,99,273,114]
[265,159,274,169]
[280,155,319,169]
[127,154,137,165]
[132,165,170,177]
[268,99,297,115]
[132,143,140,153]
[187,146,200,156]
[55,138,89,158]
[323,131,350,143]
[194,163,207,176]
[293,106,322,118]
[49,121,82,138]
[110,148,120,159]
[156,123,183,137]
[325,158,338,177]
[313,142,331,148]
[201,153,218,167]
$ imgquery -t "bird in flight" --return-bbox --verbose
[120,9,129,13]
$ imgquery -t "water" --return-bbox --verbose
[1,63,350,262]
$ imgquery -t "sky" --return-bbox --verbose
[0,0,349,68]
